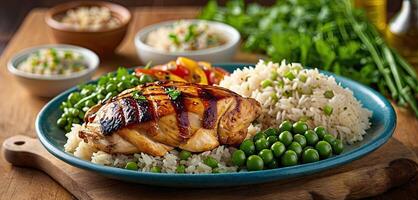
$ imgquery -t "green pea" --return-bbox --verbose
[117,82,127,92]
[255,138,269,151]
[302,149,320,163]
[68,92,81,104]
[258,149,274,164]
[279,120,293,132]
[98,88,107,95]
[97,94,105,101]
[253,132,266,142]
[176,165,186,173]
[130,78,139,86]
[125,161,138,170]
[67,117,74,124]
[75,102,85,109]
[293,134,307,148]
[72,118,80,124]
[85,100,95,107]
[266,159,279,169]
[281,150,298,166]
[57,118,67,128]
[264,127,279,137]
[278,131,293,146]
[82,107,90,112]
[246,155,264,171]
[65,124,72,133]
[288,142,302,157]
[78,112,85,119]
[332,139,344,154]
[81,88,93,96]
[240,139,256,156]
[140,74,154,83]
[323,105,333,116]
[179,150,192,160]
[315,141,332,159]
[303,146,314,151]
[261,79,273,88]
[314,126,327,139]
[232,150,246,166]
[70,108,80,116]
[150,166,161,173]
[204,156,218,168]
[293,121,308,135]
[304,130,319,146]
[271,141,286,157]
[106,83,117,92]
[323,134,336,144]
[266,136,278,146]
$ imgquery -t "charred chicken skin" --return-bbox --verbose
[79,81,261,156]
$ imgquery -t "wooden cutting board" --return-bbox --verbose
[2,135,417,200]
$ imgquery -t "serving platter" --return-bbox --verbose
[34,63,396,187]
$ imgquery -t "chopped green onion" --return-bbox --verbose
[125,162,138,170]
[168,33,180,45]
[131,91,146,101]
[270,71,278,80]
[166,88,181,100]
[185,24,197,42]
[261,79,273,88]
[284,71,295,80]
[271,93,278,102]
[324,90,334,98]
[299,74,307,82]
[144,61,152,69]
[324,105,333,116]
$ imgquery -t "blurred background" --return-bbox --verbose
[0,0,403,54]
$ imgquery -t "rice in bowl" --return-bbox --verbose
[219,60,372,144]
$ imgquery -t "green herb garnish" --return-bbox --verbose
[184,24,198,42]
[144,61,152,69]
[168,33,180,45]
[131,90,146,101]
[166,88,181,100]
[324,90,334,99]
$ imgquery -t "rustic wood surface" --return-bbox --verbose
[0,7,418,200]
[3,135,418,200]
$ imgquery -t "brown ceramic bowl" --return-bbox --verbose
[45,1,131,56]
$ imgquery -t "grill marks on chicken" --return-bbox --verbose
[80,81,261,156]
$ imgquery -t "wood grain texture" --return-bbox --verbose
[3,135,418,200]
[0,8,417,200]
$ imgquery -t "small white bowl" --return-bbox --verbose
[134,19,240,64]
[8,44,99,97]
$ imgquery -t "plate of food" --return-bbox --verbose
[36,57,396,187]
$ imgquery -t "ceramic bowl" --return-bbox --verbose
[45,1,131,56]
[134,20,240,64]
[8,44,99,97]
[36,64,396,187]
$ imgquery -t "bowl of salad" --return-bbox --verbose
[8,44,99,97]
[135,20,240,64]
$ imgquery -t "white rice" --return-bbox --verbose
[219,60,372,144]
[65,124,238,173]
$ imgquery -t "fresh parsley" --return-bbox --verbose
[131,90,146,101]
[168,33,180,45]
[165,88,181,100]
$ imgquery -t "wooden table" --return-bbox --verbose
[0,7,417,200]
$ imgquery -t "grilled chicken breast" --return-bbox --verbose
[79,81,261,156]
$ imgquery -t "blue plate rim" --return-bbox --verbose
[35,63,397,181]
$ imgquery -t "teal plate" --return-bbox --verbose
[36,64,396,187]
